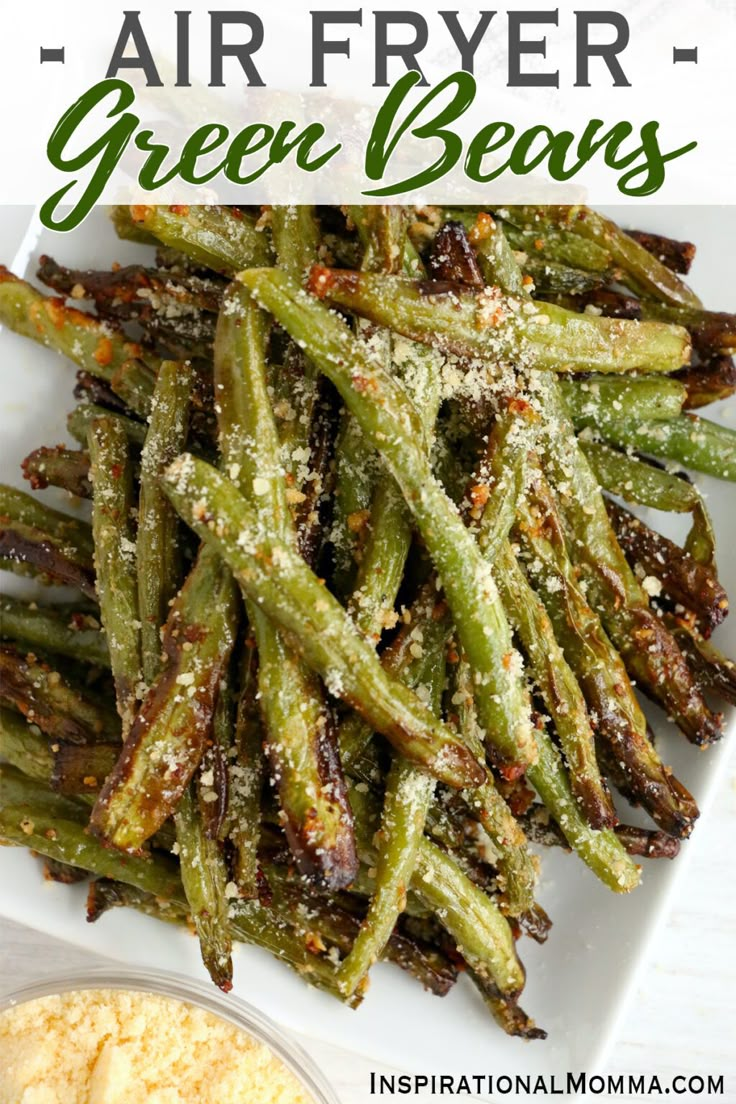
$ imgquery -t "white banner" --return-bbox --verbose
[0,0,734,226]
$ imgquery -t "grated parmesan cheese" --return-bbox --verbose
[0,989,314,1104]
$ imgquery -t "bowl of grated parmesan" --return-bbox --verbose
[0,966,339,1104]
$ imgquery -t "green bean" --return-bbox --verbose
[464,410,639,880]
[538,384,722,747]
[348,340,443,643]
[162,454,483,790]
[129,205,273,274]
[444,208,613,275]
[607,501,728,636]
[260,867,457,996]
[197,667,233,843]
[667,618,736,707]
[270,206,321,279]
[347,779,525,995]
[87,878,184,924]
[88,417,141,734]
[279,882,434,978]
[39,856,88,883]
[561,376,687,429]
[1,772,179,898]
[240,269,534,770]
[468,967,546,1040]
[517,472,698,838]
[0,517,96,598]
[0,597,108,667]
[340,763,435,992]
[594,413,736,482]
[469,415,534,563]
[523,258,605,297]
[109,205,158,245]
[347,205,410,273]
[677,355,736,410]
[306,268,690,375]
[347,481,414,644]
[584,288,736,364]
[85,877,357,1006]
[330,416,376,597]
[0,644,119,745]
[475,225,720,750]
[449,657,536,914]
[336,601,446,997]
[37,256,223,329]
[110,358,157,418]
[22,446,92,500]
[337,584,450,773]
[0,267,158,394]
[495,221,615,275]
[226,637,264,897]
[625,228,695,276]
[502,206,701,308]
[0,761,90,821]
[68,403,147,449]
[580,440,715,565]
[0,707,54,782]
[466,213,528,295]
[90,544,238,852]
[637,301,736,358]
[331,207,410,601]
[469,221,672,861]
[496,543,615,829]
[269,207,329,556]
[215,282,357,889]
[0,485,95,597]
[138,360,193,685]
[0,485,93,556]
[50,743,118,794]
[175,782,233,991]
[530,727,639,889]
[414,837,524,993]
[432,412,539,907]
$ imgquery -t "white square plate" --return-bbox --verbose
[0,206,734,1091]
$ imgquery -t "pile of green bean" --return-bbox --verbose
[1,204,734,1037]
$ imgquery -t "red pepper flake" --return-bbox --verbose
[352,374,378,393]
[94,337,113,368]
[506,782,535,817]
[347,509,371,534]
[497,762,527,783]
[469,483,490,512]
[305,931,327,955]
[507,396,535,418]
[45,299,67,329]
[307,265,336,298]
[468,212,495,245]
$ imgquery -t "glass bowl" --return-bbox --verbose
[0,965,340,1104]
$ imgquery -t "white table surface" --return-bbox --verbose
[0,208,734,1103]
